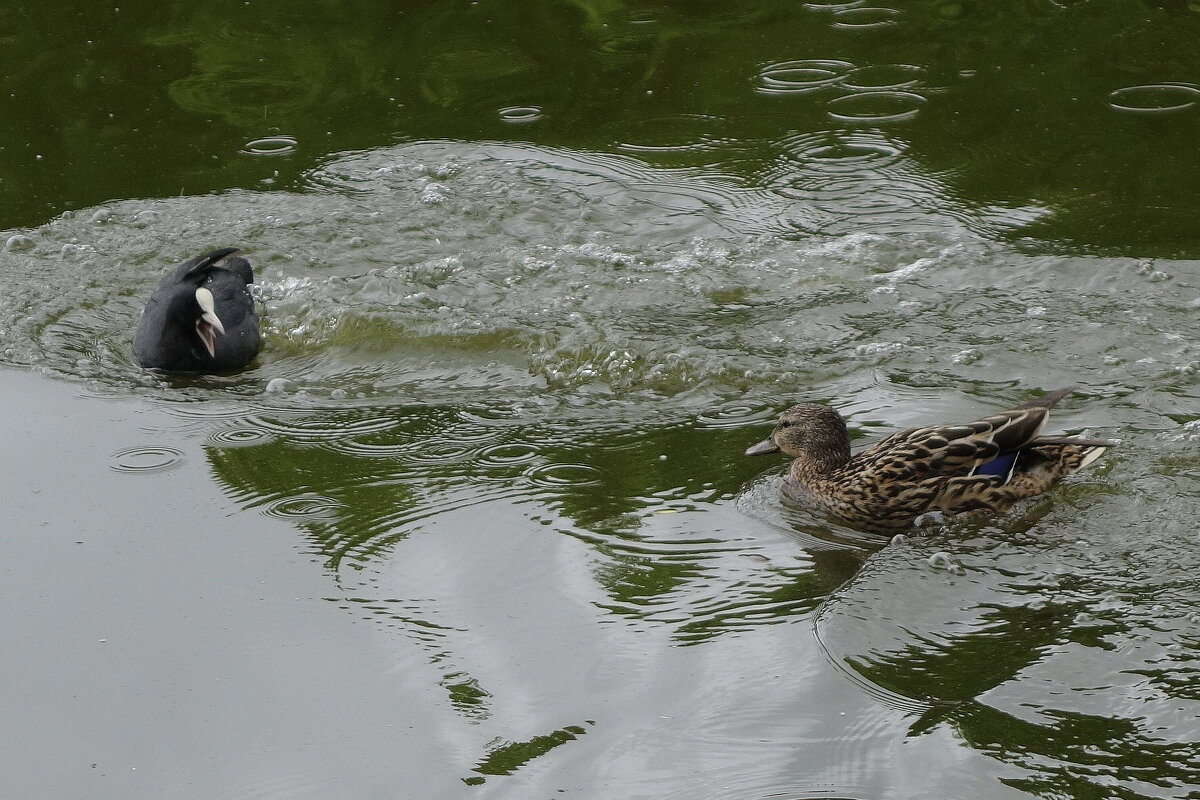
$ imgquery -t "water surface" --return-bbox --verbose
[2,2,1199,798]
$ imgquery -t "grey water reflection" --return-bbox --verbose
[200,401,878,786]
[204,403,864,642]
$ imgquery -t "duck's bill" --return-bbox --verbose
[194,286,226,358]
[744,438,779,456]
[195,317,222,358]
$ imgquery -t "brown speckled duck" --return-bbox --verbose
[745,388,1113,532]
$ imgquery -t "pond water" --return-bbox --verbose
[2,2,1198,799]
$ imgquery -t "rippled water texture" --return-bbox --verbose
[3,141,1199,798]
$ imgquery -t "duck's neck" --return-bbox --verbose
[795,444,852,476]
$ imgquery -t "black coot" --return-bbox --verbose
[133,248,260,372]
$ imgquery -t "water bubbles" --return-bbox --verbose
[498,105,543,124]
[926,551,965,574]
[1107,83,1198,115]
[854,341,907,359]
[240,135,299,156]
[952,348,982,364]
[110,445,186,473]
[130,210,160,228]
[59,243,92,260]
[4,234,34,252]
[420,182,450,204]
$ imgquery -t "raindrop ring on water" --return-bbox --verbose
[477,443,541,467]
[842,64,923,91]
[524,463,603,488]
[802,0,864,10]
[263,495,345,520]
[1107,83,1199,115]
[498,106,543,124]
[827,90,927,123]
[240,135,299,156]
[831,6,902,28]
[402,442,481,466]
[110,446,186,473]
[756,59,854,95]
[207,427,273,447]
[695,404,778,429]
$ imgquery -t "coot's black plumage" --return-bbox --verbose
[133,248,260,373]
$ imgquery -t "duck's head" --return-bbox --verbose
[745,403,851,465]
[153,270,229,359]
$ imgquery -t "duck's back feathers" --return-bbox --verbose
[869,387,1072,480]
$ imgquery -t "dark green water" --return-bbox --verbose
[2,2,1198,798]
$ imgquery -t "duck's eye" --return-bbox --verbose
[779,420,792,428]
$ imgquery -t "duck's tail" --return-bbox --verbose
[1030,436,1115,473]
[999,437,1113,497]
[931,435,1114,518]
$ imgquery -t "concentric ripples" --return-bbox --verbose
[497,105,543,124]
[756,59,852,96]
[614,115,737,162]
[475,442,541,468]
[523,462,603,488]
[249,414,399,441]
[109,445,186,473]
[262,494,346,520]
[827,89,926,123]
[196,398,824,652]
[574,505,829,644]
[694,403,778,429]
[207,426,276,447]
[830,6,901,28]
[842,63,923,91]
[757,57,929,126]
[1107,83,1199,115]
[779,130,905,170]
[402,440,490,466]
[240,135,299,156]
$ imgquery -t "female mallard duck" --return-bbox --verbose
[745,388,1113,532]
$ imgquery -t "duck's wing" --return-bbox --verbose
[180,247,241,280]
[861,389,1075,479]
[930,435,1111,515]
